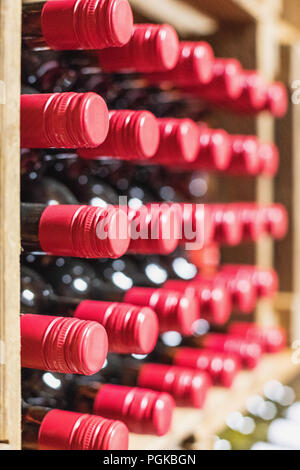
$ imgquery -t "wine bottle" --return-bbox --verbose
[21,313,107,374]
[228,322,286,353]
[22,400,129,450]
[21,92,109,149]
[21,265,158,355]
[22,0,133,51]
[21,202,130,258]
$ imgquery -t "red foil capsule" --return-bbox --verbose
[191,126,232,171]
[164,279,231,326]
[264,82,288,117]
[98,24,179,72]
[39,204,130,258]
[220,264,279,299]
[137,363,211,408]
[231,203,266,242]
[151,118,200,165]
[146,41,215,87]
[228,322,286,353]
[209,204,243,246]
[257,143,280,177]
[78,110,160,160]
[21,92,109,149]
[171,203,214,246]
[202,333,263,369]
[187,58,243,103]
[124,287,198,335]
[227,135,260,175]
[38,409,129,450]
[21,314,108,375]
[262,204,288,240]
[93,385,175,435]
[127,204,180,255]
[173,348,241,388]
[74,300,159,354]
[41,0,133,50]
[230,71,268,113]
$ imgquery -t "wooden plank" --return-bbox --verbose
[129,351,300,450]
[0,0,21,449]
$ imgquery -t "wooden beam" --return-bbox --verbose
[0,0,21,449]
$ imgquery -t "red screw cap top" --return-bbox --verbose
[262,204,288,240]
[78,110,160,161]
[220,264,279,299]
[231,203,266,242]
[39,204,130,258]
[202,333,263,369]
[146,41,214,87]
[229,322,287,354]
[98,24,179,73]
[192,127,232,171]
[152,118,200,164]
[175,203,214,246]
[227,135,260,175]
[173,348,240,388]
[41,0,133,50]
[124,287,198,335]
[214,271,257,313]
[21,92,109,149]
[93,385,174,435]
[194,58,243,103]
[127,204,180,255]
[210,204,243,246]
[21,314,108,375]
[74,300,158,354]
[258,143,280,177]
[231,71,268,112]
[38,409,129,450]
[138,363,211,409]
[266,82,288,117]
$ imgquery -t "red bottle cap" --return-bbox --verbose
[127,204,180,255]
[151,118,200,164]
[209,204,243,246]
[146,41,214,87]
[229,322,287,353]
[258,143,280,177]
[214,271,257,313]
[227,135,260,175]
[164,279,231,326]
[220,264,279,299]
[21,314,108,375]
[231,203,266,242]
[202,333,262,369]
[266,82,288,117]
[39,204,130,258]
[21,92,109,149]
[231,71,268,113]
[262,204,288,239]
[38,409,128,450]
[41,0,133,50]
[74,300,158,354]
[173,348,240,388]
[93,385,174,435]
[138,363,211,408]
[78,110,160,160]
[98,24,179,72]
[124,287,198,335]
[173,203,214,246]
[192,58,243,103]
[192,127,231,171]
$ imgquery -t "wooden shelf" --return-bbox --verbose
[129,351,300,450]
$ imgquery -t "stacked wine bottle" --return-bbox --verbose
[20,0,288,451]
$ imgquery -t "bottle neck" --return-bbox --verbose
[22,400,51,450]
[22,2,46,51]
[21,203,45,252]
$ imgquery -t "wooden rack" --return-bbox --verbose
[1,0,300,450]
